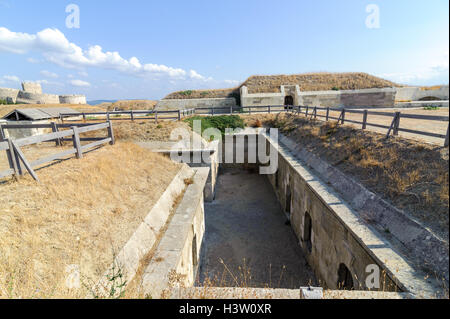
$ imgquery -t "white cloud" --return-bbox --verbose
[40,70,59,78]
[70,79,91,87]
[379,49,449,84]
[2,75,20,82]
[78,71,88,77]
[27,57,40,64]
[0,27,207,81]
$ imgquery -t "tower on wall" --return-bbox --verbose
[21,82,43,94]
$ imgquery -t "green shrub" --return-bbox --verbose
[423,105,439,110]
[183,115,245,139]
[331,87,340,91]
[180,90,193,96]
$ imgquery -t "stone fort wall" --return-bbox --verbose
[0,82,87,105]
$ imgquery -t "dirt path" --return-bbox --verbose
[198,167,317,289]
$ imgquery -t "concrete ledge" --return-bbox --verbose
[141,167,210,299]
[89,164,194,298]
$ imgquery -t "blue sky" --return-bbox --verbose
[0,0,448,100]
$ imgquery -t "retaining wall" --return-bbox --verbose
[141,167,209,298]
[395,86,449,102]
[157,97,236,110]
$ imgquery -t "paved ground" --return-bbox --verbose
[198,167,317,289]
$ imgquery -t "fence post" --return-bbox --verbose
[230,106,233,115]
[72,126,83,159]
[131,110,134,121]
[106,112,110,121]
[212,107,215,116]
[155,110,158,124]
[178,110,181,121]
[268,105,271,114]
[107,120,115,145]
[445,123,449,147]
[393,112,401,136]
[82,113,86,122]
[362,110,368,129]
[326,107,330,121]
[341,109,346,124]
[7,138,19,177]
[50,122,61,146]
[305,106,309,117]
[313,107,317,119]
[60,114,64,123]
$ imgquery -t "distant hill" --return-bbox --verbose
[164,72,403,102]
[87,100,118,105]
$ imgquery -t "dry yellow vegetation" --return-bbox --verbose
[164,72,401,101]
[0,142,181,298]
[99,100,158,111]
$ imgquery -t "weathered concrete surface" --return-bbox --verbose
[157,97,236,110]
[264,131,445,297]
[141,167,210,299]
[277,132,449,284]
[198,167,317,289]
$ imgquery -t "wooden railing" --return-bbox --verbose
[59,109,196,123]
[0,121,115,181]
[191,105,449,147]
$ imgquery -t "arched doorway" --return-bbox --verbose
[303,212,312,253]
[284,95,294,109]
[337,263,354,290]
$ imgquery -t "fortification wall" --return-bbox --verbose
[395,86,449,102]
[240,85,285,107]
[21,82,42,94]
[59,95,87,104]
[16,91,60,104]
[0,88,20,103]
[157,97,236,110]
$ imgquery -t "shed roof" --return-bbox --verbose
[3,108,80,121]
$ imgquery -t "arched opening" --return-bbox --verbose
[192,234,198,267]
[337,263,354,290]
[303,212,312,253]
[284,95,294,105]
[285,185,292,216]
[275,170,279,188]
[419,96,441,101]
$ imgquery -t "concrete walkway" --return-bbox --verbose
[198,167,317,289]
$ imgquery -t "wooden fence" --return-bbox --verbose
[59,109,196,123]
[193,105,449,147]
[0,121,114,181]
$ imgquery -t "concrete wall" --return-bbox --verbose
[0,88,20,103]
[22,82,42,94]
[141,168,209,298]
[157,97,236,110]
[59,95,87,104]
[395,85,449,102]
[241,85,397,108]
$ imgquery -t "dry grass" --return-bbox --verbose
[164,72,401,100]
[112,120,192,142]
[241,113,449,239]
[99,100,158,111]
[0,142,181,298]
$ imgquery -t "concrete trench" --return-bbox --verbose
[137,129,444,298]
[198,167,317,289]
